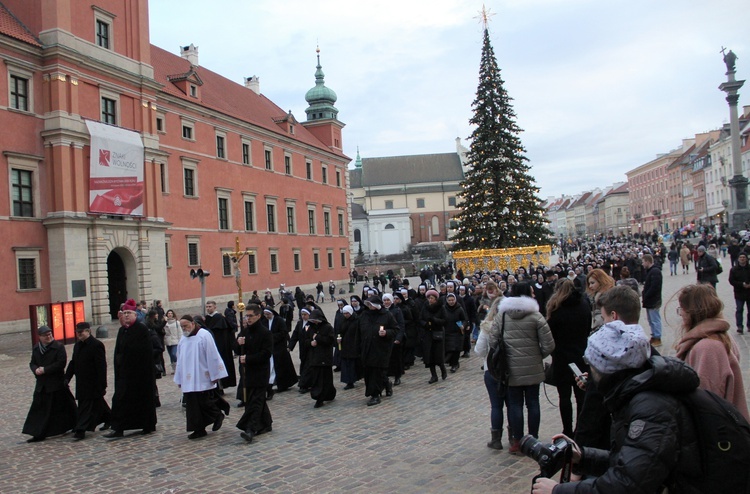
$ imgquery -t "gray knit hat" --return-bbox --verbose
[585,321,651,374]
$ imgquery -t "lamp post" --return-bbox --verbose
[189,267,210,311]
[719,48,748,229]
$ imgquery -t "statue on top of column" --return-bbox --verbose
[722,48,738,73]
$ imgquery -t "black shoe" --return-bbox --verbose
[99,423,111,431]
[298,387,310,394]
[393,378,401,386]
[217,388,225,396]
[314,400,325,408]
[188,430,207,440]
[256,425,272,436]
[450,366,457,373]
[140,428,155,435]
[428,376,438,384]
[212,413,224,432]
[103,431,123,439]
[26,436,45,443]
[236,401,245,408]
[240,430,254,443]
[461,351,470,358]
[73,431,85,441]
[441,367,448,380]
[343,383,355,390]
[385,380,393,397]
[738,329,745,335]
[366,396,381,406]
[266,389,274,400]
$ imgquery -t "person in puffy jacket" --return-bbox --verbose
[492,282,554,454]
[532,321,706,494]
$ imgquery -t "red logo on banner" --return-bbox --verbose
[99,149,111,167]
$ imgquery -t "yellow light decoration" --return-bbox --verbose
[453,245,552,274]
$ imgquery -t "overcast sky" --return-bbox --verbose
[149,0,749,199]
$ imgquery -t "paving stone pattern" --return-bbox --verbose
[1,263,749,493]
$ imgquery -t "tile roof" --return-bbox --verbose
[349,168,362,188]
[359,153,463,187]
[351,202,368,219]
[0,2,41,47]
[150,44,346,159]
[610,182,629,194]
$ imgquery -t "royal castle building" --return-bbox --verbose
[0,0,350,333]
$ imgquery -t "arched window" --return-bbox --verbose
[354,229,361,242]
[384,224,395,230]
[431,216,439,236]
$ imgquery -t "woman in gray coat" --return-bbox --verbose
[491,282,554,454]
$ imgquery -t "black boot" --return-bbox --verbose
[385,380,393,397]
[487,429,503,450]
[440,365,448,380]
[428,367,438,384]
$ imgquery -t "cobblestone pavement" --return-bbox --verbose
[1,263,749,493]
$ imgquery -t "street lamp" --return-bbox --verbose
[189,268,210,311]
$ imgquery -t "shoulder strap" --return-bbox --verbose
[500,312,506,339]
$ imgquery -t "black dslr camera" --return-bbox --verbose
[520,435,573,488]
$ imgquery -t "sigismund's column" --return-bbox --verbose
[719,49,748,229]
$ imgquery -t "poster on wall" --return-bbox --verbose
[86,120,145,216]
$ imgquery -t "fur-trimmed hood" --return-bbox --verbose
[498,295,540,319]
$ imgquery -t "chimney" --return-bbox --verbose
[244,75,260,95]
[180,44,199,66]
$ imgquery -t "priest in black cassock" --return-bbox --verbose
[104,299,157,438]
[205,300,237,392]
[64,322,111,440]
[236,304,273,443]
[22,325,77,442]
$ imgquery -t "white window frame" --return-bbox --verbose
[293,249,301,272]
[306,160,313,180]
[323,209,331,235]
[241,138,252,166]
[285,201,296,234]
[181,118,195,141]
[313,249,320,270]
[158,161,169,194]
[7,153,41,218]
[155,111,166,133]
[186,237,201,267]
[321,164,328,184]
[99,87,120,126]
[92,6,115,51]
[307,205,317,235]
[269,249,279,274]
[265,196,277,233]
[182,157,199,198]
[264,146,273,171]
[14,247,41,291]
[284,152,293,175]
[165,236,172,268]
[6,62,34,113]
[216,188,232,231]
[215,130,227,159]
[327,249,334,269]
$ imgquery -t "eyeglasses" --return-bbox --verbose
[676,306,684,315]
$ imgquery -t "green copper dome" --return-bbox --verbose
[305,47,339,121]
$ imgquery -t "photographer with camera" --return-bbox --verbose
[531,308,704,493]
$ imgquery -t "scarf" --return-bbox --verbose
[675,318,731,360]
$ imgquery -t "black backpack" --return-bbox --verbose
[486,313,509,396]
[676,388,750,492]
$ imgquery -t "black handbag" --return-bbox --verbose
[487,313,509,394]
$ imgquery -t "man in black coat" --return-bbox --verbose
[236,304,273,443]
[729,252,750,334]
[104,299,157,438]
[696,245,719,288]
[205,300,237,391]
[64,322,111,440]
[22,325,77,442]
[355,296,397,406]
[641,254,663,347]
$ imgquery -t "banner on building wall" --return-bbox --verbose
[86,120,145,216]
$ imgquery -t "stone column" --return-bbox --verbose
[719,50,748,229]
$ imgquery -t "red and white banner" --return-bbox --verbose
[86,120,145,216]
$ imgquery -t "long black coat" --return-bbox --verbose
[338,313,359,359]
[729,262,750,301]
[23,340,77,438]
[356,308,397,368]
[546,291,591,386]
[306,321,335,367]
[64,336,107,400]
[696,253,719,285]
[419,301,447,366]
[239,320,272,388]
[269,316,298,390]
[205,312,237,387]
[443,301,467,353]
[642,265,663,309]
[398,298,419,349]
[110,321,157,432]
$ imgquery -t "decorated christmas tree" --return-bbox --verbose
[452,24,551,250]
